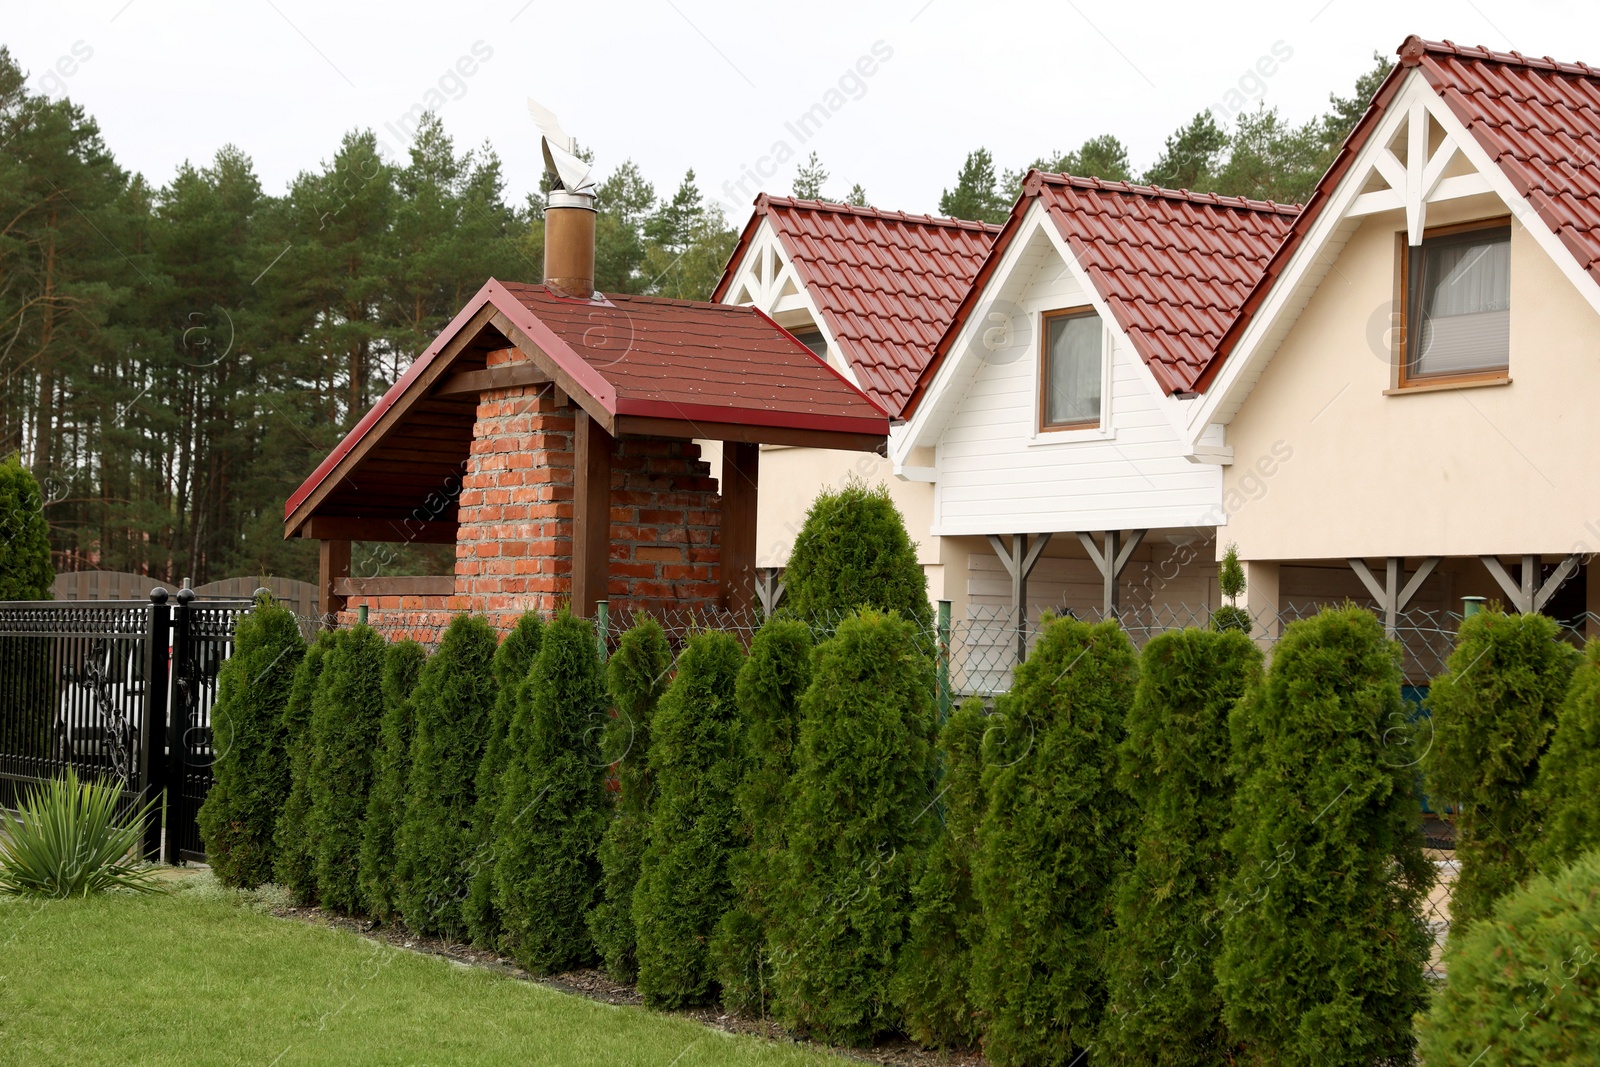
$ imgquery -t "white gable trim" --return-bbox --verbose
[1185,69,1600,451]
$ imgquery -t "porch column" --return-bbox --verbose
[720,442,760,615]
[1480,554,1581,613]
[1077,529,1148,617]
[1348,556,1440,639]
[1588,565,1600,641]
[987,533,1052,665]
[1242,559,1280,649]
[318,539,350,629]
[572,411,613,619]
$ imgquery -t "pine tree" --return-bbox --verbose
[465,611,544,947]
[0,454,54,598]
[713,617,814,1015]
[197,593,306,888]
[783,480,930,630]
[972,615,1139,1066]
[1099,628,1262,1066]
[492,612,609,972]
[792,152,829,200]
[358,638,426,922]
[938,148,1008,224]
[274,630,341,903]
[633,631,746,1008]
[1217,606,1433,1067]
[1143,112,1229,190]
[588,616,671,981]
[306,624,388,914]
[767,609,939,1045]
[1529,641,1600,872]
[845,183,870,207]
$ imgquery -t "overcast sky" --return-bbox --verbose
[5,0,1597,221]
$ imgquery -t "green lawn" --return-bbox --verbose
[0,873,845,1067]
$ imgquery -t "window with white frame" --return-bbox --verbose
[1040,306,1103,430]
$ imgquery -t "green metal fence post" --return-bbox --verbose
[937,599,952,725]
[595,600,609,663]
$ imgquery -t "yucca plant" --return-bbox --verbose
[0,770,163,897]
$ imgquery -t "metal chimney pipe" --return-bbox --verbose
[545,189,597,297]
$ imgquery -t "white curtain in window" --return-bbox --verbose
[1048,314,1102,425]
[1413,229,1510,377]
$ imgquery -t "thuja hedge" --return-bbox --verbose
[589,616,671,981]
[633,630,746,1008]
[197,593,306,889]
[1426,609,1579,930]
[358,638,426,922]
[274,629,340,903]
[782,482,930,629]
[396,614,498,937]
[465,611,544,947]
[712,617,814,1015]
[1099,627,1262,1067]
[767,608,938,1046]
[972,616,1138,1067]
[1217,605,1433,1067]
[1531,640,1600,873]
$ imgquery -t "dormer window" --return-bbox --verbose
[1040,307,1103,430]
[1400,220,1511,386]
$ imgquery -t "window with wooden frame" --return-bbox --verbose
[1039,307,1103,431]
[1397,218,1511,388]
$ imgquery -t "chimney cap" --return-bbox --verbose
[548,189,596,212]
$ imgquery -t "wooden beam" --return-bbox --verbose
[431,364,550,399]
[720,441,760,615]
[987,532,1052,665]
[572,411,613,619]
[613,414,885,453]
[1349,556,1440,638]
[756,567,787,616]
[299,517,459,544]
[488,310,615,433]
[333,575,455,597]
[1479,554,1583,613]
[1078,529,1147,616]
[318,539,350,628]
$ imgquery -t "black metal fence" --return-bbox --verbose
[0,588,251,862]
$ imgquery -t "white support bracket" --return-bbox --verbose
[1348,556,1441,638]
[1480,554,1582,614]
[1077,529,1148,618]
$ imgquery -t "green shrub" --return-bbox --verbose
[395,615,498,937]
[895,695,988,1048]
[1425,609,1579,930]
[1419,847,1600,1066]
[0,770,162,897]
[632,631,746,1008]
[1099,628,1262,1066]
[465,611,544,947]
[306,624,387,914]
[1531,641,1600,873]
[0,453,54,600]
[588,616,671,981]
[1216,605,1433,1067]
[767,609,938,1045]
[971,615,1138,1067]
[197,593,307,889]
[491,611,609,972]
[713,617,814,1015]
[358,639,426,922]
[1211,543,1251,635]
[782,481,930,629]
[0,455,56,758]
[274,630,340,902]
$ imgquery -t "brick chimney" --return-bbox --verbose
[544,189,596,297]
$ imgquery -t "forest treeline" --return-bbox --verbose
[0,45,1387,585]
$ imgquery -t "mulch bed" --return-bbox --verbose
[271,903,986,1067]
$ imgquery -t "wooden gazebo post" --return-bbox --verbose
[572,410,613,618]
[719,441,760,615]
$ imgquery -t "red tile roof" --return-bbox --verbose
[714,196,1001,416]
[902,175,1299,416]
[1208,35,1600,390]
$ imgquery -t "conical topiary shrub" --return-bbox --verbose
[465,611,544,947]
[782,481,930,629]
[306,624,387,914]
[1529,640,1600,873]
[1425,609,1579,930]
[358,638,426,922]
[633,630,746,1008]
[1217,605,1434,1067]
[1211,543,1251,635]
[971,615,1139,1067]
[395,614,498,937]
[1098,627,1262,1067]
[588,616,671,981]
[712,616,814,1016]
[274,629,341,903]
[767,608,939,1045]
[198,592,306,889]
[492,611,609,972]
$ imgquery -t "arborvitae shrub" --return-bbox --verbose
[274,630,340,902]
[492,612,609,972]
[782,481,930,629]
[396,614,499,937]
[1419,847,1600,1065]
[1531,641,1600,872]
[633,631,746,1008]
[895,696,988,1048]
[0,456,55,758]
[197,594,306,889]
[306,624,388,914]
[1217,605,1433,1067]
[971,615,1138,1067]
[1211,542,1251,635]
[465,611,543,947]
[358,639,426,922]
[712,617,814,1015]
[767,609,938,1045]
[1098,628,1262,1067]
[1425,609,1579,929]
[588,616,671,981]
[0,454,54,600]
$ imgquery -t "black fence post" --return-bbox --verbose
[165,587,195,864]
[138,588,171,862]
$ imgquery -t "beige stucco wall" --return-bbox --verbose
[1222,203,1600,560]
[754,445,938,569]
